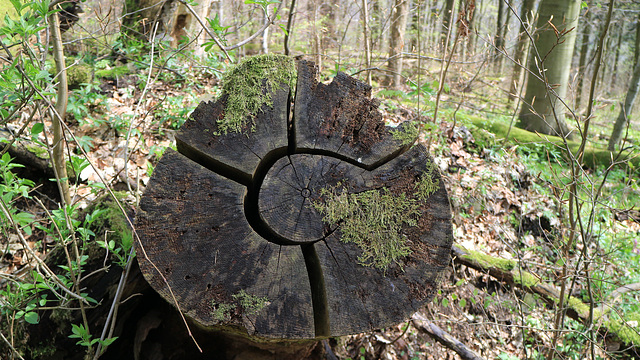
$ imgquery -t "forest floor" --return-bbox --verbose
[2,67,640,360]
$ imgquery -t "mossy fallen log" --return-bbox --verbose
[466,115,640,171]
[452,244,640,357]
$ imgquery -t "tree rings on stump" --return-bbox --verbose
[135,57,453,341]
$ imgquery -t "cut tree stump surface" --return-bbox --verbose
[135,59,452,340]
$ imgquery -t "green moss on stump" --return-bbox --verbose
[391,121,420,146]
[217,54,296,135]
[313,172,439,272]
[211,290,269,323]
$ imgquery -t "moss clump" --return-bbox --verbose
[415,164,439,201]
[94,65,130,79]
[66,64,92,89]
[461,247,516,272]
[391,121,420,146]
[313,186,420,271]
[217,54,296,135]
[24,143,48,159]
[232,290,269,315]
[605,313,640,346]
[466,114,640,171]
[211,290,269,322]
[211,302,235,322]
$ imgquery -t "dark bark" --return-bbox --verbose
[135,59,453,342]
[284,0,297,55]
[494,0,506,71]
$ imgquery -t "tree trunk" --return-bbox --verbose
[284,0,297,55]
[493,0,506,71]
[635,12,640,66]
[167,0,212,55]
[465,0,477,60]
[574,10,592,110]
[508,0,537,105]
[135,57,453,341]
[262,10,269,54]
[517,0,581,138]
[48,10,72,206]
[610,19,623,93]
[608,51,640,150]
[441,0,456,49]
[362,0,372,85]
[386,0,410,88]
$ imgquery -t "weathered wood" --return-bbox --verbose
[412,312,486,360]
[293,61,411,168]
[135,56,453,343]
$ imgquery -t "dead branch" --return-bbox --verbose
[452,244,640,357]
[412,312,486,360]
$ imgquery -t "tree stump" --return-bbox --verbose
[135,57,452,350]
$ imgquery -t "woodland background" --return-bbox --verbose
[0,0,639,359]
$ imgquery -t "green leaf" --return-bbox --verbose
[459,298,467,308]
[100,337,118,346]
[69,323,85,338]
[9,0,23,14]
[24,311,39,324]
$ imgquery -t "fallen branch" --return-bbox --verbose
[452,244,640,357]
[412,312,486,360]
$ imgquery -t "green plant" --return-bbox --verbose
[204,14,232,49]
[69,323,117,349]
[67,83,107,126]
[154,94,197,131]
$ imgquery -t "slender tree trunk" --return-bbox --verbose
[610,21,624,93]
[386,0,409,88]
[262,10,269,54]
[48,10,72,206]
[635,13,640,66]
[608,14,640,151]
[518,0,581,137]
[508,0,536,104]
[575,11,592,110]
[441,0,455,49]
[362,0,372,85]
[284,0,297,55]
[494,0,506,71]
[465,0,477,59]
